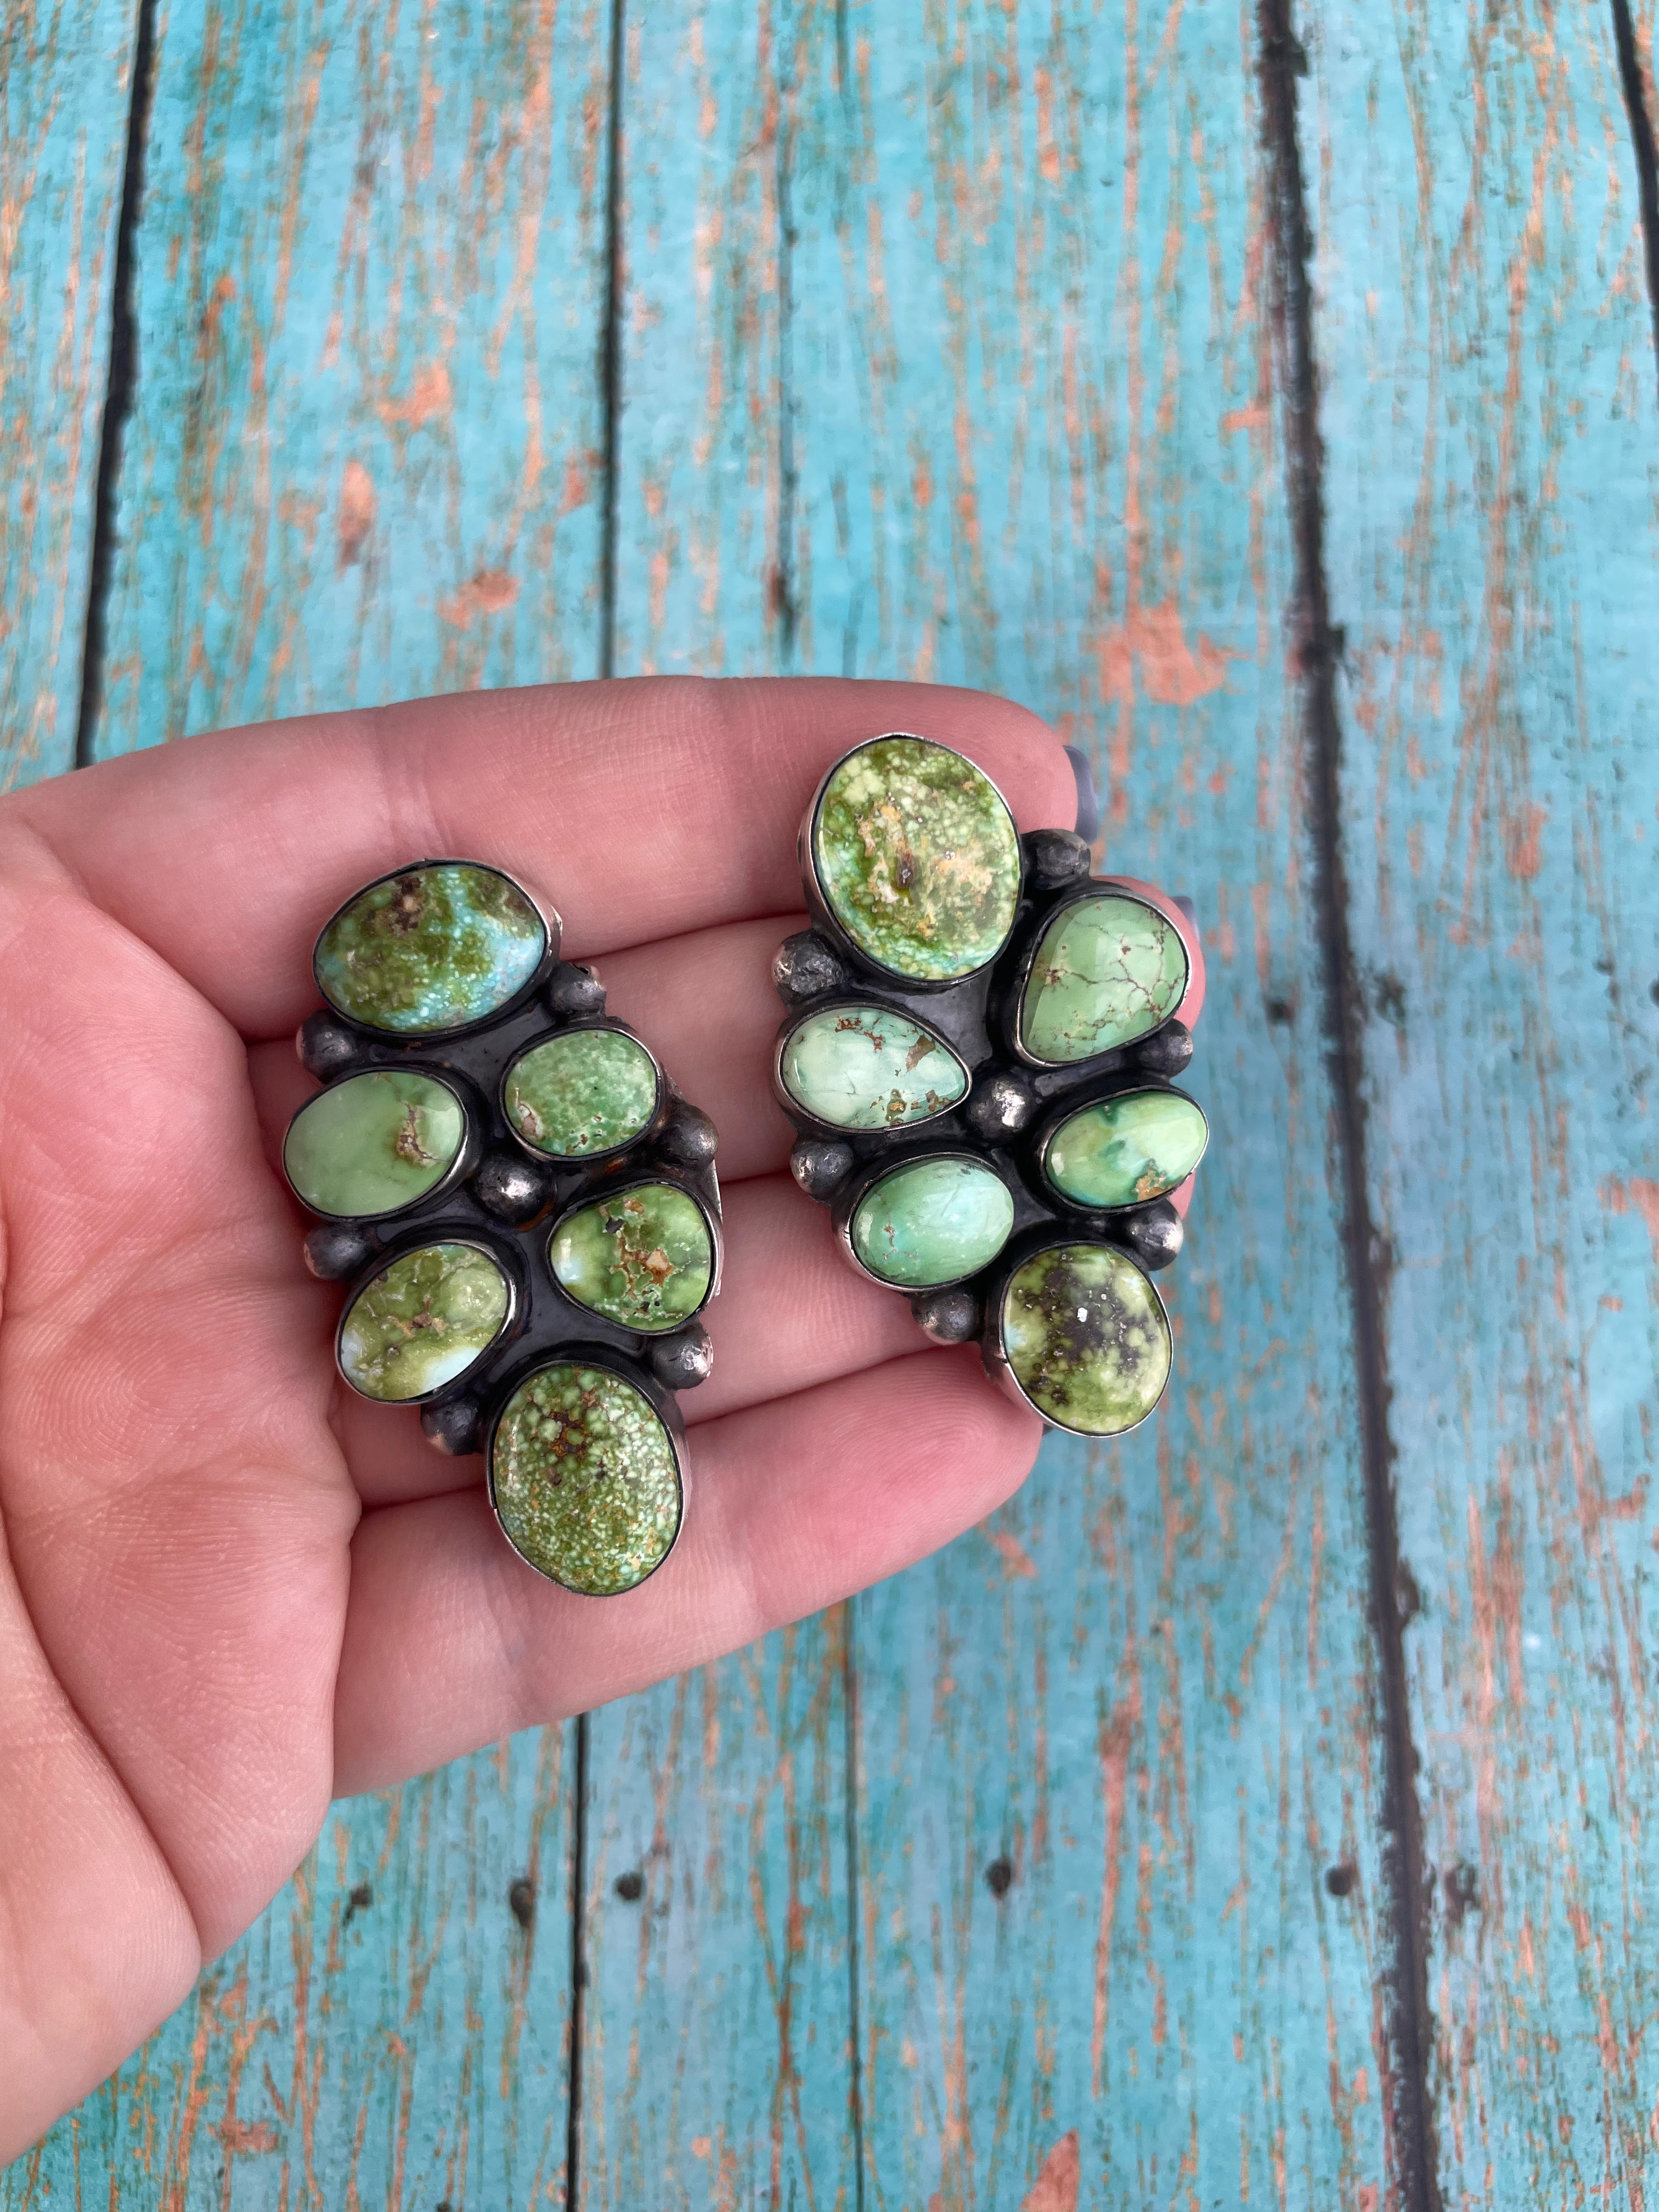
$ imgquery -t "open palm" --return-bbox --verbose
[0,675,1200,2157]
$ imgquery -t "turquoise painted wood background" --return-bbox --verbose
[3,0,1657,2202]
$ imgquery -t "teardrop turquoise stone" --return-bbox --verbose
[315,862,546,1034]
[1019,893,1188,1063]
[849,1156,1014,1288]
[780,1005,969,1131]
[1044,1089,1208,1210]
[1000,1242,1170,1434]
[811,736,1020,980]
[284,1069,466,1218]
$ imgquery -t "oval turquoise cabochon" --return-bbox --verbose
[849,1155,1015,1288]
[1018,891,1189,1064]
[780,1003,969,1131]
[284,1068,467,1218]
[314,861,548,1035]
[337,1242,512,1402]
[810,736,1022,982]
[1000,1242,1171,1435]
[1043,1088,1209,1211]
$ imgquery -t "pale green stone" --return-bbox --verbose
[338,1243,511,1401]
[284,1069,466,1218]
[504,1029,658,1157]
[1045,1088,1208,1210]
[315,862,545,1034]
[1019,894,1188,1063]
[549,1183,713,1333]
[850,1156,1014,1288]
[780,1004,969,1131]
[491,1362,681,1595]
[811,736,1020,980]
[1000,1242,1170,1435]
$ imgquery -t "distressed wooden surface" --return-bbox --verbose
[91,0,610,753]
[0,0,137,786]
[1310,0,1659,2198]
[3,0,1658,2206]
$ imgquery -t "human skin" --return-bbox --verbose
[0,677,1204,2156]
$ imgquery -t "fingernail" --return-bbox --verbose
[1064,746,1101,843]
[1171,893,1198,926]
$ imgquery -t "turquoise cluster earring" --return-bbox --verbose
[284,861,721,1596]
[772,735,1206,1437]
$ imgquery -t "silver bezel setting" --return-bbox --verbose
[799,732,1024,991]
[312,857,562,1040]
[281,1065,477,1223]
[499,1020,667,1165]
[545,1173,723,1333]
[981,1234,1173,1440]
[484,1351,690,1597]
[335,1233,521,1407]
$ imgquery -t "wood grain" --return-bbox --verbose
[0,0,137,788]
[590,1,1393,2203]
[577,12,861,2207]
[5,0,607,2196]
[1307,0,1659,2197]
[88,0,610,756]
[5,1738,576,2210]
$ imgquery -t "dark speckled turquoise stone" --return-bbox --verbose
[315,862,546,1034]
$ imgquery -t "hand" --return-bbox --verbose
[0,677,1203,2155]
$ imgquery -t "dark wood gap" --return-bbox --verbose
[772,2,801,663]
[597,0,628,687]
[567,1,627,2198]
[73,0,159,769]
[563,1712,591,2210]
[1611,0,1659,394]
[841,1602,868,2212]
[1254,7,1443,2207]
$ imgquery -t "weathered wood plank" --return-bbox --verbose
[1307,0,1659,2197]
[4,1739,575,2211]
[578,10,861,2207]
[0,0,137,788]
[89,0,610,757]
[4,0,610,2194]
[594,1,1395,2203]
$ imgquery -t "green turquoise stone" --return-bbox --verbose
[849,1155,1015,1288]
[315,862,546,1034]
[1019,893,1188,1064]
[549,1183,713,1333]
[504,1029,659,1157]
[338,1242,511,1401]
[811,736,1020,981]
[491,1362,682,1595]
[283,1069,466,1218]
[780,1003,969,1131]
[1045,1088,1209,1210]
[1000,1243,1171,1435]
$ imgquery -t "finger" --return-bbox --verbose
[331,1347,1041,1792]
[3,678,1076,1040]
[325,1175,928,1508]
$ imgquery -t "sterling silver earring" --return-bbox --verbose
[284,860,721,1595]
[772,735,1205,1438]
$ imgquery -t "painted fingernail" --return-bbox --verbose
[1064,746,1101,843]
[1171,893,1198,928]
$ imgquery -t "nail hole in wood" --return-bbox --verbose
[614,1869,645,1902]
[342,1881,372,1924]
[1324,1862,1355,1898]
[985,1856,1013,1898]
[508,1877,535,1929]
